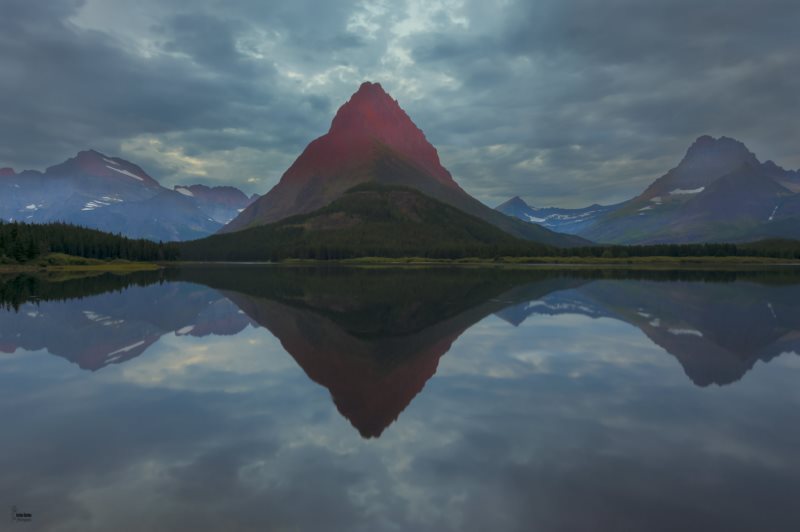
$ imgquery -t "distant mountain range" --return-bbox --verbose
[0,150,257,241]
[173,183,259,225]
[496,197,621,234]
[6,82,799,248]
[498,136,800,244]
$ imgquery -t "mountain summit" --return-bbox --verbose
[325,82,459,188]
[221,82,585,246]
[46,149,161,188]
[640,135,762,199]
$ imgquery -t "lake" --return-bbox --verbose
[1,266,799,531]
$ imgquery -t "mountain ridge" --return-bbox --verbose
[0,149,255,240]
[499,135,800,244]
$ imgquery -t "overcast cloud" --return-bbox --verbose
[1,0,798,207]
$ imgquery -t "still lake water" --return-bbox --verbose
[1,266,799,531]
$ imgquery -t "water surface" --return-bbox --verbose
[1,266,799,531]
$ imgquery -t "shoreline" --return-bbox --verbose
[2,256,799,274]
[166,256,800,268]
[0,262,163,274]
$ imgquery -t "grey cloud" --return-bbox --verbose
[160,14,251,74]
[1,0,798,203]
[0,1,272,160]
[404,0,800,205]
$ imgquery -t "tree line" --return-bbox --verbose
[2,220,800,263]
[548,241,800,259]
[0,221,178,263]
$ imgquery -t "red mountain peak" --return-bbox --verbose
[0,167,15,177]
[284,81,457,188]
[221,81,478,232]
[329,81,404,135]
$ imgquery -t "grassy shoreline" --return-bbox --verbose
[3,253,800,273]
[169,255,800,268]
[341,255,800,265]
[0,253,162,273]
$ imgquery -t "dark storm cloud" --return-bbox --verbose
[406,0,800,205]
[160,14,250,74]
[0,0,797,203]
[0,0,324,181]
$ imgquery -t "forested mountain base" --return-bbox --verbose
[2,220,800,264]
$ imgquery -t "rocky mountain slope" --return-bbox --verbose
[0,150,254,241]
[222,82,586,247]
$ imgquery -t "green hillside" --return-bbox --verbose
[178,184,552,261]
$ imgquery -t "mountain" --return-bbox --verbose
[0,150,253,241]
[178,183,556,261]
[640,135,761,199]
[222,81,586,247]
[496,196,620,235]
[174,184,259,224]
[499,136,800,244]
[46,149,163,188]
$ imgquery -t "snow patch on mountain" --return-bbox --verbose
[768,205,779,221]
[81,199,113,211]
[525,214,547,223]
[107,340,145,357]
[106,165,143,181]
[83,310,112,322]
[767,302,777,319]
[670,187,705,195]
[668,328,703,337]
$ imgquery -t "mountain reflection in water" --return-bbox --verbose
[2,267,799,438]
[2,266,800,532]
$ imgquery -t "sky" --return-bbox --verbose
[1,0,798,208]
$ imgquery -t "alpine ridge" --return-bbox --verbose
[0,149,255,241]
[499,135,800,244]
